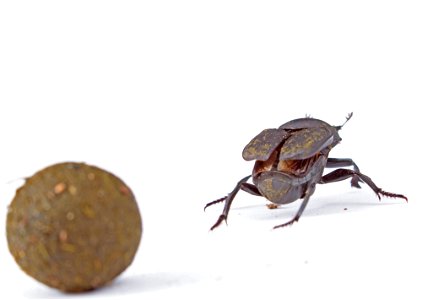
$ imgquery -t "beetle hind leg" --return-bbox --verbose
[320,168,408,202]
[326,158,363,188]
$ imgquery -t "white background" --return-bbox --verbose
[1,1,443,299]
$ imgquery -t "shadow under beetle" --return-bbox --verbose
[205,113,407,230]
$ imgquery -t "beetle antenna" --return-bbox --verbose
[336,112,353,130]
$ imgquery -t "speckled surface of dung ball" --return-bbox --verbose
[6,162,142,292]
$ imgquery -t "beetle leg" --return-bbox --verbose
[320,169,408,202]
[206,175,252,230]
[326,158,363,188]
[203,196,227,211]
[240,183,262,196]
[273,185,316,229]
[204,182,261,212]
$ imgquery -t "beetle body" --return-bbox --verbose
[244,118,340,205]
[205,113,407,230]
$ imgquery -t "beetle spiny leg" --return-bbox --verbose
[321,168,408,203]
[210,214,228,231]
[273,218,299,230]
[207,175,252,230]
[204,196,227,211]
[273,193,312,229]
[377,189,408,203]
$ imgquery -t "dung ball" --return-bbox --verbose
[6,162,142,292]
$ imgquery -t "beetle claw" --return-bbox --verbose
[204,196,227,211]
[377,189,408,203]
[273,219,298,230]
[210,215,227,231]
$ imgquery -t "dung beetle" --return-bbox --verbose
[205,113,407,230]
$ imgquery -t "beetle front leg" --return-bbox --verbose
[204,181,262,211]
[273,185,316,229]
[326,158,362,188]
[205,175,252,231]
[320,168,408,202]
[240,183,262,196]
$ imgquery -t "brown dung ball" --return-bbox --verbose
[6,162,142,292]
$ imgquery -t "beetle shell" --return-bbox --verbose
[246,117,340,205]
[280,127,338,160]
[242,128,288,161]
[243,118,341,163]
[279,117,332,130]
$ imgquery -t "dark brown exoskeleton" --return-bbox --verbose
[205,113,407,230]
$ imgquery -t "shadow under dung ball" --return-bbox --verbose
[6,162,142,292]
